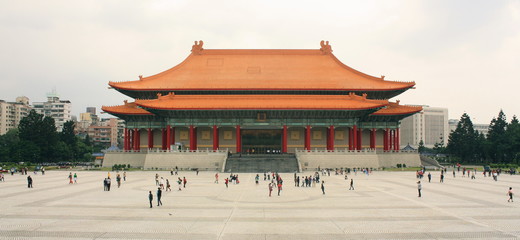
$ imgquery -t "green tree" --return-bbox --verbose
[0,129,20,162]
[506,116,520,163]
[447,113,478,162]
[487,110,508,163]
[418,140,425,153]
[18,110,58,162]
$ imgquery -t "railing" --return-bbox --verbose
[295,148,418,154]
[104,148,229,154]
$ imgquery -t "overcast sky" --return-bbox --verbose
[1,0,519,124]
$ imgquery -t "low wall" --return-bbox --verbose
[103,151,227,171]
[296,151,421,170]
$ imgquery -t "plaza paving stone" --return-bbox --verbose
[0,170,519,239]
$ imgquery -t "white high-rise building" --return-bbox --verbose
[400,106,449,149]
[32,90,72,132]
[449,119,489,136]
[0,96,32,135]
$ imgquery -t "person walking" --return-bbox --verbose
[255,174,259,184]
[427,172,431,183]
[417,181,422,197]
[215,173,219,183]
[268,182,273,197]
[155,174,159,186]
[177,177,182,191]
[148,191,153,208]
[277,182,282,196]
[68,172,73,184]
[440,173,444,183]
[116,174,122,188]
[103,178,108,191]
[225,178,229,188]
[321,181,325,195]
[27,175,33,188]
[508,187,514,202]
[73,173,78,184]
[349,179,354,190]
[157,187,163,206]
[183,177,187,188]
[123,171,126,181]
[166,179,171,191]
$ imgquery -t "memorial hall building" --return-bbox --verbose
[102,41,422,172]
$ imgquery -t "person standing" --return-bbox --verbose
[277,182,282,196]
[427,172,431,183]
[349,179,354,190]
[215,173,219,183]
[508,187,514,202]
[106,178,111,191]
[166,179,171,191]
[321,181,325,195]
[255,174,259,184]
[73,173,78,184]
[103,178,108,191]
[27,175,33,188]
[440,173,444,183]
[155,173,159,186]
[68,172,73,184]
[157,187,163,206]
[268,182,273,197]
[183,177,187,188]
[417,181,422,197]
[148,191,153,208]
[225,178,229,188]
[123,172,126,181]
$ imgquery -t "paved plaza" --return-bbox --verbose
[0,169,519,239]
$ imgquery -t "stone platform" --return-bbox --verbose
[0,170,519,239]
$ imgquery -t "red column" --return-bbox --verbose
[329,125,335,151]
[123,128,128,150]
[383,128,388,151]
[133,128,138,151]
[213,125,219,151]
[394,128,400,151]
[357,128,362,150]
[370,128,376,149]
[282,125,288,153]
[235,125,241,153]
[353,125,358,151]
[305,125,311,150]
[137,129,141,152]
[189,125,197,151]
[166,125,171,150]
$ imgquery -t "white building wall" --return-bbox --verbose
[400,106,449,149]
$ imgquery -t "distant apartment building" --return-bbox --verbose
[448,119,489,136]
[88,118,124,147]
[0,96,32,135]
[77,107,99,133]
[32,90,72,132]
[400,106,449,149]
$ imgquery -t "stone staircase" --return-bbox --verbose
[224,154,299,173]
[420,155,443,168]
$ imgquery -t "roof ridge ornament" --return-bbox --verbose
[191,40,204,55]
[320,40,332,54]
[139,75,143,80]
[381,75,385,80]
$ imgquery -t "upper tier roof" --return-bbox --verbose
[135,92,388,110]
[109,41,415,96]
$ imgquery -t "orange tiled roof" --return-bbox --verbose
[371,101,422,116]
[101,101,153,115]
[135,92,388,110]
[109,41,415,92]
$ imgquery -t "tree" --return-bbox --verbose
[447,113,478,162]
[418,140,426,153]
[0,129,20,162]
[506,116,520,163]
[18,110,58,162]
[487,110,508,163]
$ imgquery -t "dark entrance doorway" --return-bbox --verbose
[241,129,282,154]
